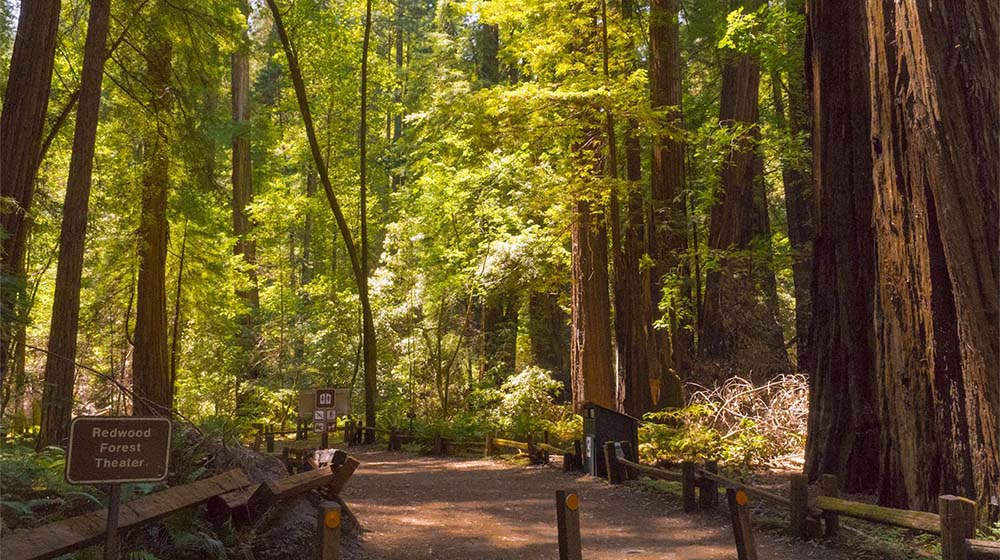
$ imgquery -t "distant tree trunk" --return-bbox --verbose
[0,0,62,390]
[390,1,404,193]
[267,0,378,440]
[169,225,187,392]
[232,22,259,382]
[699,0,789,384]
[570,134,615,411]
[802,0,880,493]
[482,293,518,384]
[133,27,173,415]
[865,0,999,513]
[359,0,377,444]
[648,0,686,406]
[617,124,656,416]
[37,0,111,447]
[475,23,500,85]
[527,291,570,400]
[770,67,813,370]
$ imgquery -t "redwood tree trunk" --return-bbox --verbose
[803,0,881,493]
[37,0,112,447]
[133,29,173,416]
[699,0,789,384]
[866,0,999,512]
[0,0,62,389]
[648,0,686,406]
[570,181,615,411]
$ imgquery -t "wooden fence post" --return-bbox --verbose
[282,448,292,473]
[603,441,622,484]
[789,473,809,540]
[573,440,583,472]
[342,421,352,445]
[819,474,839,537]
[321,429,329,450]
[682,462,698,512]
[555,490,582,560]
[527,434,537,464]
[727,488,758,560]
[265,424,275,453]
[485,431,495,457]
[619,441,634,481]
[317,501,341,560]
[700,461,719,510]
[940,495,976,560]
[432,434,444,455]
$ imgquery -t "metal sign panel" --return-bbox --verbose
[66,416,172,484]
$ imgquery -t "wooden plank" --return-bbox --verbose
[696,468,792,509]
[617,457,683,482]
[814,496,940,534]
[538,442,571,455]
[967,539,1000,560]
[4,469,250,560]
[245,465,335,520]
[492,437,529,451]
[327,456,360,497]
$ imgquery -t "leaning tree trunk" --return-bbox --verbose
[37,0,112,447]
[803,0,881,493]
[699,0,789,385]
[647,0,687,406]
[865,0,999,513]
[267,0,378,439]
[0,0,62,390]
[133,27,173,416]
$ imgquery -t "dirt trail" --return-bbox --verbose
[340,449,850,559]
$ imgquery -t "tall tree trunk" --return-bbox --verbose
[803,0,881,494]
[647,0,686,406]
[0,0,62,390]
[267,0,378,440]
[169,225,187,393]
[390,0,404,193]
[359,0,377,444]
[570,133,615,411]
[231,16,259,381]
[865,0,999,513]
[36,0,111,447]
[617,124,656,416]
[527,291,570,400]
[133,25,173,415]
[699,0,789,384]
[482,293,518,384]
[771,49,814,369]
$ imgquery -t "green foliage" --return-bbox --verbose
[639,404,772,467]
[0,443,101,528]
[489,366,566,438]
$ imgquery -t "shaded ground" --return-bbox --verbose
[341,448,854,559]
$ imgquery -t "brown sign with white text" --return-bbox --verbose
[66,417,172,484]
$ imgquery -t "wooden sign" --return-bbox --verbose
[66,416,172,484]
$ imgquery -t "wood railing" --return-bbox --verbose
[4,452,361,560]
[602,442,998,560]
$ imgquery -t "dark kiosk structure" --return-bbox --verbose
[581,402,639,477]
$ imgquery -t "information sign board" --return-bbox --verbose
[66,416,172,484]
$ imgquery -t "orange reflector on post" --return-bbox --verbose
[735,490,748,507]
[325,509,341,528]
[565,493,579,511]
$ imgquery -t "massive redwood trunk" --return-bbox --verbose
[133,27,173,415]
[37,0,112,447]
[865,0,999,512]
[0,0,62,389]
[699,0,790,384]
[647,0,686,407]
[803,0,881,493]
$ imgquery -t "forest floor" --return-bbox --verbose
[339,448,862,560]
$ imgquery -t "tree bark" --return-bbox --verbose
[699,0,789,384]
[865,0,999,513]
[570,133,615,411]
[267,0,378,440]
[133,25,173,416]
[648,0,686,406]
[803,0,881,493]
[37,0,112,447]
[0,0,62,390]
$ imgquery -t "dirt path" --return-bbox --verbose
[341,449,851,559]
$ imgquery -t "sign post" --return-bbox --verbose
[66,416,172,560]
